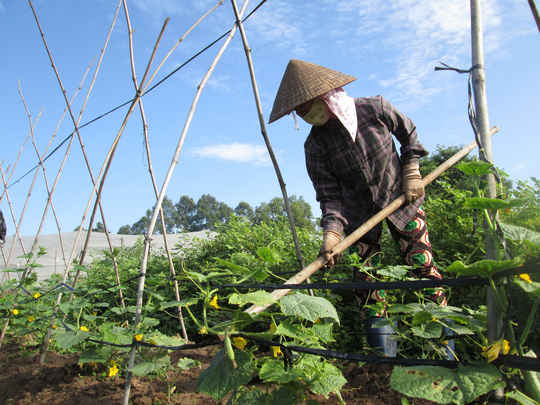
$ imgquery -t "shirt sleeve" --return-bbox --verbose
[304,134,348,234]
[377,96,429,165]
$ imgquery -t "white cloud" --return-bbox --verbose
[191,143,272,166]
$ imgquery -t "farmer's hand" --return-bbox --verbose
[319,230,342,268]
[402,163,424,205]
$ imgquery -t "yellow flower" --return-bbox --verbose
[502,340,510,355]
[52,325,57,329]
[12,309,18,315]
[199,326,208,335]
[92,312,97,316]
[482,340,509,362]
[134,334,143,341]
[519,274,532,283]
[80,326,89,332]
[209,295,220,310]
[108,364,119,378]
[271,346,283,357]
[27,316,35,323]
[33,293,41,299]
[233,337,248,350]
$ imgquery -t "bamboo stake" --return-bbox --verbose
[19,84,68,271]
[245,130,498,315]
[26,0,128,362]
[66,1,125,310]
[470,1,503,402]
[122,2,251,404]
[229,0,309,289]
[527,0,540,34]
[120,0,221,342]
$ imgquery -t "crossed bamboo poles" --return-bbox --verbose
[0,2,500,404]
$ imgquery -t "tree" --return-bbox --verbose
[253,195,316,231]
[176,195,197,231]
[420,144,512,199]
[130,209,152,235]
[155,196,181,234]
[92,222,107,233]
[420,145,476,198]
[117,224,132,235]
[234,201,254,221]
[191,194,233,231]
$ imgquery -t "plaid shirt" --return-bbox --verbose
[304,96,429,236]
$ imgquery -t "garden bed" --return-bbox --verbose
[0,343,439,405]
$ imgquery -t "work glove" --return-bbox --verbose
[319,230,342,268]
[402,163,424,205]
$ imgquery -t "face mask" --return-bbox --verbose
[301,98,330,126]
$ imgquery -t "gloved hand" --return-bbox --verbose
[402,163,424,205]
[319,230,342,268]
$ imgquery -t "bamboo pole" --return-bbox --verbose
[527,0,540,34]
[229,0,311,297]
[66,1,125,310]
[245,131,498,315]
[470,1,503,402]
[120,0,223,342]
[19,84,69,272]
[122,1,250,403]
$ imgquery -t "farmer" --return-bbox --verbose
[268,59,451,357]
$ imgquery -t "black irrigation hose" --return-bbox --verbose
[219,262,540,291]
[7,0,268,189]
[233,332,540,372]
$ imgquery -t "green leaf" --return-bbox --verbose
[411,321,442,339]
[79,349,108,364]
[268,386,296,405]
[500,222,540,245]
[513,276,540,298]
[311,323,335,343]
[177,357,200,371]
[378,266,410,279]
[506,390,540,405]
[236,387,266,405]
[275,320,304,339]
[307,361,347,398]
[456,161,494,176]
[411,310,432,326]
[387,303,417,314]
[280,293,340,324]
[213,258,250,274]
[228,291,276,307]
[196,349,252,400]
[447,259,522,277]
[56,330,92,350]
[259,359,306,383]
[463,197,524,211]
[257,246,277,263]
[390,363,505,404]
[159,298,200,309]
[129,356,170,377]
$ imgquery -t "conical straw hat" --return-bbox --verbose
[268,59,357,123]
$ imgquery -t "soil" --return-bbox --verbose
[0,342,444,405]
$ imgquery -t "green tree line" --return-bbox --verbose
[116,194,317,235]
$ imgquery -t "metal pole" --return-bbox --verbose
[470,0,504,402]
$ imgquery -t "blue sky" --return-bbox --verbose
[1,0,539,236]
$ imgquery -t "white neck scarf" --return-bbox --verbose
[321,87,358,141]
